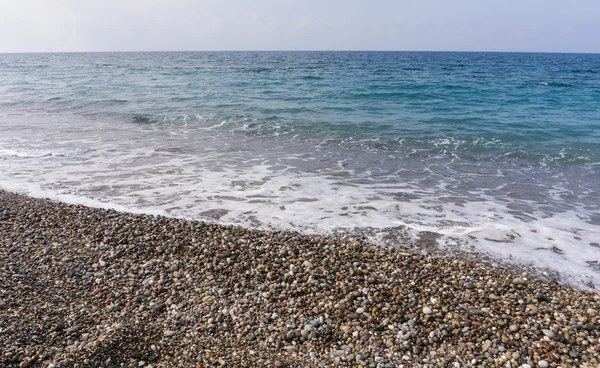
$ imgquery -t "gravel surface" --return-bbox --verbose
[1,190,599,367]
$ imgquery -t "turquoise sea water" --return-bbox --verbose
[0,52,599,288]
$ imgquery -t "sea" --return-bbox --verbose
[1,51,599,289]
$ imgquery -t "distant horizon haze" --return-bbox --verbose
[0,0,599,54]
[1,50,600,55]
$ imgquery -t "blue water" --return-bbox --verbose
[1,52,599,288]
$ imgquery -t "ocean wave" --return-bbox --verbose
[118,112,600,164]
[2,51,600,289]
[300,75,324,80]
[538,81,576,87]
[0,147,94,158]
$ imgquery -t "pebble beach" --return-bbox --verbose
[1,189,599,368]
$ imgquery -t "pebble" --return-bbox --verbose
[512,277,527,285]
[481,340,492,353]
[163,330,177,337]
[538,361,549,368]
[422,306,433,315]
[542,329,555,339]
[509,324,519,332]
[330,350,345,358]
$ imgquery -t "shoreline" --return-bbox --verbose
[1,189,599,367]
[0,185,574,290]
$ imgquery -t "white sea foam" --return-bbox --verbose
[1,111,599,290]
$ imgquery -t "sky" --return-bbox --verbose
[0,0,599,53]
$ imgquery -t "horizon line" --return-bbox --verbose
[1,49,599,55]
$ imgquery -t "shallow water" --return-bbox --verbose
[1,51,599,289]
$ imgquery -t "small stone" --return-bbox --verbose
[538,361,549,368]
[512,277,527,285]
[164,330,176,337]
[512,352,520,360]
[542,329,555,339]
[11,274,26,279]
[274,360,284,368]
[536,292,549,302]
[481,340,491,353]
[330,349,345,358]
[509,325,519,332]
[587,308,597,316]
[423,306,433,315]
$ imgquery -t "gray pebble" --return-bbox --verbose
[542,329,555,339]
[512,277,527,285]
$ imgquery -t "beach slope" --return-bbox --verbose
[1,190,599,367]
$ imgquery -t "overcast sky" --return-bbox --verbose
[0,0,598,53]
